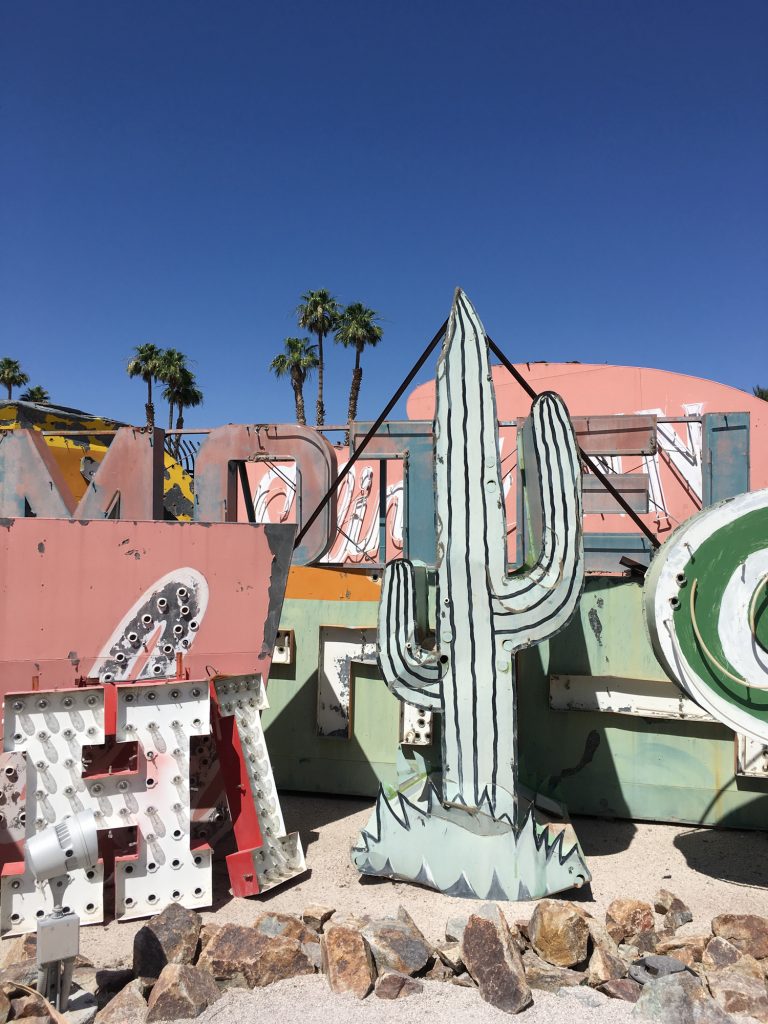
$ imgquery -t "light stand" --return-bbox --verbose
[25,811,98,1012]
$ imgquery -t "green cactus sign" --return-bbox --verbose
[352,290,591,899]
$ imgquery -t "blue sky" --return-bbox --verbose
[1,1,766,430]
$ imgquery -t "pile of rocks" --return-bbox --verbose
[0,894,766,1022]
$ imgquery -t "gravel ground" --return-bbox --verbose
[79,793,768,1020]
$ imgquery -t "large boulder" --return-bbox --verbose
[374,972,423,999]
[703,936,744,970]
[461,906,532,1014]
[528,900,590,968]
[653,890,693,933]
[197,923,315,989]
[600,978,642,1002]
[93,980,147,1024]
[522,949,586,992]
[146,964,220,1022]
[361,909,431,976]
[301,906,335,933]
[630,972,731,1023]
[587,946,627,987]
[706,956,768,1021]
[253,913,321,968]
[133,903,202,985]
[655,935,708,963]
[711,915,768,960]
[321,924,375,999]
[606,898,654,944]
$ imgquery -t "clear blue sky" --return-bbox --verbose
[1,1,766,430]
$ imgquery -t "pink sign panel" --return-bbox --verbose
[0,518,295,700]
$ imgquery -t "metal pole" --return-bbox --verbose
[294,318,449,550]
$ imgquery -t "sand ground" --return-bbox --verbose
[79,794,768,1021]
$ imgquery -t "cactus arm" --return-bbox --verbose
[490,392,584,647]
[377,559,444,711]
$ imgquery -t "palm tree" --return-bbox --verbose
[269,338,319,425]
[335,303,383,436]
[156,348,190,430]
[163,367,203,455]
[20,385,51,404]
[0,358,30,401]
[753,385,768,401]
[296,290,340,426]
[127,344,164,428]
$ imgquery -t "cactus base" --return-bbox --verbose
[351,783,591,900]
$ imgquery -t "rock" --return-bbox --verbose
[451,972,477,988]
[631,971,731,1023]
[653,891,693,933]
[581,914,622,957]
[606,899,654,944]
[445,915,469,943]
[706,958,768,1021]
[0,960,39,988]
[321,925,375,999]
[65,988,98,1024]
[10,994,50,1019]
[514,919,531,943]
[434,942,463,973]
[528,900,590,968]
[361,911,431,975]
[522,949,585,992]
[198,924,221,952]
[133,903,202,985]
[461,907,532,1014]
[629,954,693,986]
[301,906,335,933]
[665,906,693,933]
[0,990,9,1024]
[253,913,321,969]
[146,964,220,1022]
[712,916,768,960]
[656,935,708,962]
[0,934,36,969]
[424,959,453,982]
[654,889,681,914]
[374,972,423,999]
[619,942,641,962]
[704,936,744,970]
[633,930,665,954]
[587,946,627,987]
[600,978,642,1002]
[94,968,134,1003]
[71,967,99,996]
[93,980,148,1024]
[666,947,699,969]
[197,923,315,988]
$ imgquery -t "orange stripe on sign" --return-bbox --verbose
[285,565,382,602]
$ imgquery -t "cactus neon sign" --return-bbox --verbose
[352,291,591,900]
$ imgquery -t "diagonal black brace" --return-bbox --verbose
[294,318,449,551]
[487,335,661,550]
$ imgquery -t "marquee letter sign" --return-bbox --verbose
[352,290,590,899]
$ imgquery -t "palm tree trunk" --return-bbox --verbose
[6,384,11,401]
[168,402,175,431]
[345,347,363,444]
[174,408,184,458]
[291,372,306,425]
[316,331,325,426]
[146,376,154,429]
